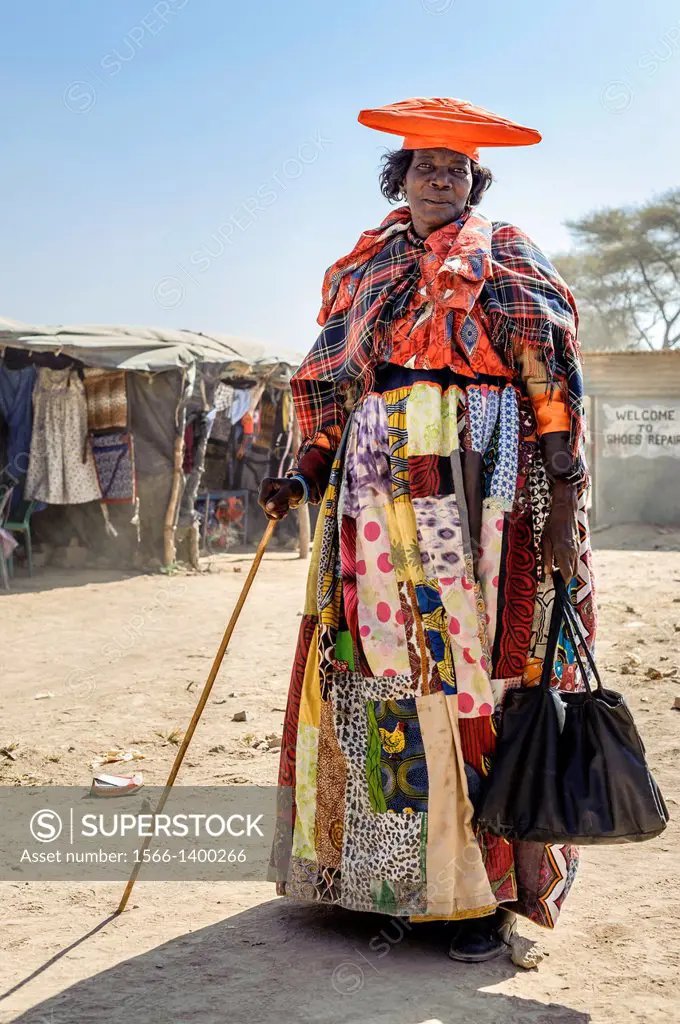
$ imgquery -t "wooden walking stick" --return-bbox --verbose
[116,518,276,914]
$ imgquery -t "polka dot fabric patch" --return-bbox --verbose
[355,507,411,678]
[438,578,495,717]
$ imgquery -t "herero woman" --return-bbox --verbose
[260,98,596,962]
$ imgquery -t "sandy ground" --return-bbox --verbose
[0,528,679,1024]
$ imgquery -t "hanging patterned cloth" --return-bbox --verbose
[83,368,128,432]
[90,432,136,504]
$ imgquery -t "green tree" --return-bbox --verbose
[554,189,680,350]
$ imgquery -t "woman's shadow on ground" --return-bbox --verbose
[6,899,591,1024]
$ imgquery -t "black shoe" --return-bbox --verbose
[448,912,507,963]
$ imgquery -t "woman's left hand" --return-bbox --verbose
[543,479,579,583]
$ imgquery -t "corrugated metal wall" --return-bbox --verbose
[582,352,680,526]
[583,351,680,396]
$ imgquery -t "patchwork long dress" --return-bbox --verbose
[273,222,596,929]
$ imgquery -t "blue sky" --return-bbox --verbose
[1,0,679,355]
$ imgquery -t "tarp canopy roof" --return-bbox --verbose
[0,319,298,376]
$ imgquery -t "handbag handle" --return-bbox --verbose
[555,573,603,693]
[540,573,602,695]
[539,577,566,690]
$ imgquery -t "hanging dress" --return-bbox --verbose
[25,368,102,505]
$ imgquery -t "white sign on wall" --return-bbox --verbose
[601,401,680,458]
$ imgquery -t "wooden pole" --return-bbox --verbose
[163,433,185,568]
[200,490,210,554]
[115,518,277,914]
[184,379,210,570]
[163,373,190,568]
[291,413,310,559]
[188,523,200,570]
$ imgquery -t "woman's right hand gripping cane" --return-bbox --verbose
[258,477,304,521]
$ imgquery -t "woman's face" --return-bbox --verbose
[402,148,473,238]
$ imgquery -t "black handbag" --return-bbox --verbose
[477,573,669,844]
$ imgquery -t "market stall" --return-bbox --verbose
[0,320,297,579]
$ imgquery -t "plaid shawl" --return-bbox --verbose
[292,206,583,455]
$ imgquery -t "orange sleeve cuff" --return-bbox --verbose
[530,391,571,434]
